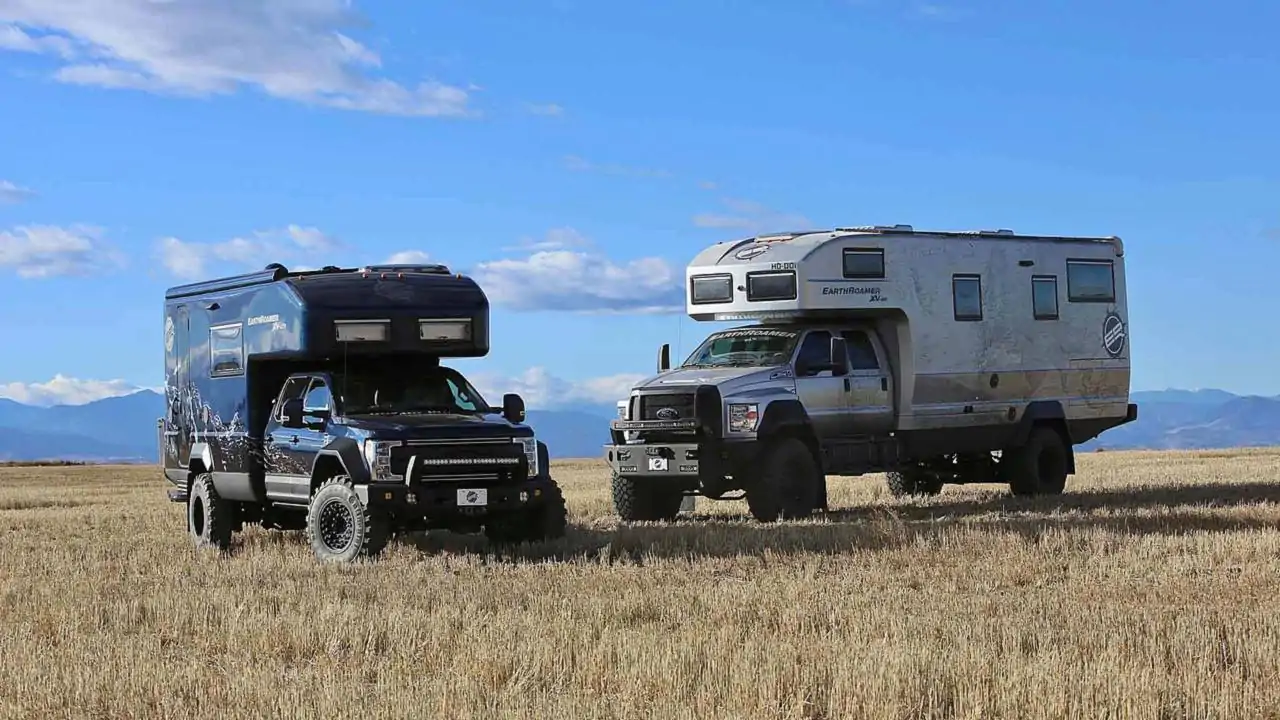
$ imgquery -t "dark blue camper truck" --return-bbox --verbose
[159,261,566,562]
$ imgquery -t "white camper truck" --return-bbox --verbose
[603,224,1137,523]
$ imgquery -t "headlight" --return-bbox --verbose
[514,436,539,476]
[727,404,759,433]
[362,439,396,480]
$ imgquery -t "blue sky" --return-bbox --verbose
[1,0,1279,407]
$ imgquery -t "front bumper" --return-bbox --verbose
[356,476,556,517]
[604,443,703,477]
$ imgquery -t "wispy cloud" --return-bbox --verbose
[0,2,475,117]
[562,155,672,180]
[524,102,565,117]
[692,198,812,235]
[0,180,34,204]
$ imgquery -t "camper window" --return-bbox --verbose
[690,274,733,304]
[1032,275,1059,320]
[746,271,797,302]
[1066,259,1115,303]
[209,323,244,377]
[952,275,983,321]
[842,249,885,279]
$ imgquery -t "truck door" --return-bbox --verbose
[165,305,192,468]
[840,329,894,436]
[793,329,850,439]
[263,375,315,503]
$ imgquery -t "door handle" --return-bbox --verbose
[843,378,850,392]
[880,377,888,391]
[290,435,299,444]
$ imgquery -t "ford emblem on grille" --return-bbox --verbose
[656,407,679,420]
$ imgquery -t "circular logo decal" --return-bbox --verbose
[1103,312,1126,358]
[735,244,769,261]
[656,407,679,420]
[164,316,175,353]
[465,490,479,504]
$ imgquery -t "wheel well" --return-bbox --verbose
[311,454,347,495]
[1031,418,1075,474]
[186,460,209,491]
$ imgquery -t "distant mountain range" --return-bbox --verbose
[1,387,1279,463]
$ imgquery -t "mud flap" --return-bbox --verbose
[680,494,696,513]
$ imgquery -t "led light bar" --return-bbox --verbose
[419,318,471,341]
[335,319,390,342]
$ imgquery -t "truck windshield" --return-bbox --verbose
[333,365,491,416]
[680,328,799,369]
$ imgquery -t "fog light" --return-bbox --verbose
[406,493,417,504]
[520,491,528,502]
[534,488,542,497]
[383,492,393,500]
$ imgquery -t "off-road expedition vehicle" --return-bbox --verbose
[159,261,566,562]
[604,225,1138,522]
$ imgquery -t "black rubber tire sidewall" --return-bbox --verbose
[188,473,233,551]
[305,477,387,563]
[746,437,819,522]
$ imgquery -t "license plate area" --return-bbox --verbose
[456,488,488,506]
[647,456,669,472]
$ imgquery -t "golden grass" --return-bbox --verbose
[4,448,1280,718]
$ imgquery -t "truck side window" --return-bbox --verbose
[841,331,880,371]
[274,377,310,421]
[795,330,834,375]
[303,379,331,412]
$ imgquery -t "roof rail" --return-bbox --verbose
[834,224,915,233]
[164,265,290,300]
[359,263,452,275]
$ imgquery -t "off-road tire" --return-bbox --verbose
[746,437,821,523]
[305,475,390,563]
[485,479,569,546]
[1003,426,1070,497]
[885,467,944,498]
[188,472,234,552]
[612,472,684,522]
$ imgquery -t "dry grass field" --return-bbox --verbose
[4,449,1280,719]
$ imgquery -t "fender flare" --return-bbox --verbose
[309,436,371,488]
[1012,400,1075,473]
[756,399,816,444]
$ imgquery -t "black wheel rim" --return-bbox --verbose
[317,498,356,553]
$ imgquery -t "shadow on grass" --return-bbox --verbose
[392,480,1280,565]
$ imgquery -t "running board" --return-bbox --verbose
[167,488,188,503]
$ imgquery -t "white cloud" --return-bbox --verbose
[383,250,433,265]
[501,227,592,252]
[692,197,812,235]
[0,1,474,117]
[0,374,151,406]
[0,179,34,204]
[472,237,682,314]
[0,223,123,278]
[157,224,340,279]
[469,367,644,409]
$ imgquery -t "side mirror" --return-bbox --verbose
[658,343,671,372]
[829,337,848,376]
[281,398,304,428]
[502,392,526,424]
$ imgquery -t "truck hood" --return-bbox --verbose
[632,365,793,398]
[335,412,531,440]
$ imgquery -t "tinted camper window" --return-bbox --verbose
[952,275,983,321]
[1032,275,1059,320]
[1066,260,1115,302]
[842,248,885,279]
[746,271,797,301]
[210,323,244,377]
[690,274,733,304]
